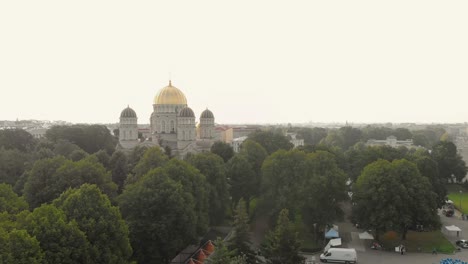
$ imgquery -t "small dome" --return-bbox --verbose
[120,106,137,118]
[200,109,214,119]
[154,81,188,105]
[179,107,195,118]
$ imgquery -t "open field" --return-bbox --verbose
[380,230,456,254]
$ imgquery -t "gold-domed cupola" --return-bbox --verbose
[153,80,188,105]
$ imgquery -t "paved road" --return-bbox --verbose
[302,209,468,263]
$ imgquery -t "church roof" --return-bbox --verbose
[200,108,214,119]
[120,106,137,118]
[179,107,195,118]
[154,81,188,105]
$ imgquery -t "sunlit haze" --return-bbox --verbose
[1,1,467,124]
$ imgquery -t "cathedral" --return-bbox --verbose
[118,81,216,157]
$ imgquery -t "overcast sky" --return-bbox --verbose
[1,1,467,125]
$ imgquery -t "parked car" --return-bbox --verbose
[456,240,468,248]
[443,209,454,217]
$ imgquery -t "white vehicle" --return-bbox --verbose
[320,248,357,264]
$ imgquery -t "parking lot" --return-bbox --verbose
[302,209,468,263]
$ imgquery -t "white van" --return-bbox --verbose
[320,248,357,264]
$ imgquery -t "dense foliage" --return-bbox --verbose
[0,123,466,263]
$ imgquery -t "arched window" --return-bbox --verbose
[162,121,166,133]
[129,130,132,139]
[123,130,127,140]
[183,131,186,140]
[170,120,175,132]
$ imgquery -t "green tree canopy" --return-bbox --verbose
[0,228,44,264]
[211,141,234,162]
[160,159,209,234]
[353,159,440,240]
[0,129,37,152]
[131,147,168,183]
[431,141,467,182]
[295,127,328,146]
[53,184,132,264]
[261,209,304,264]
[187,152,229,225]
[119,169,197,264]
[228,199,256,264]
[0,148,31,187]
[22,204,90,264]
[206,238,247,264]
[248,131,293,155]
[109,150,129,192]
[46,125,116,154]
[0,183,28,214]
[260,149,309,217]
[24,157,117,208]
[226,155,256,213]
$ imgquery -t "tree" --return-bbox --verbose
[321,126,363,151]
[0,228,44,264]
[53,184,132,264]
[353,159,440,240]
[0,183,28,214]
[23,156,68,208]
[24,157,117,208]
[239,139,268,177]
[22,204,90,264]
[301,151,347,232]
[260,149,309,218]
[295,127,328,146]
[161,159,209,234]
[126,145,148,173]
[69,149,89,161]
[131,147,168,182]
[226,155,256,213]
[393,128,413,140]
[93,149,111,169]
[261,209,304,264]
[53,139,82,157]
[345,144,409,182]
[46,125,116,154]
[431,141,467,182]
[0,129,37,152]
[119,169,197,264]
[109,150,129,192]
[187,152,229,225]
[206,238,247,264]
[0,148,30,186]
[228,199,256,264]
[211,141,234,162]
[410,152,446,207]
[248,131,293,155]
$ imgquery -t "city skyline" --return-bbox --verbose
[1,1,468,125]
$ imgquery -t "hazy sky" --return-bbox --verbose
[1,1,467,125]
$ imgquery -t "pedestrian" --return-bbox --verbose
[432,247,437,255]
[400,245,405,255]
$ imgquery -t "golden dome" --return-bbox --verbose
[153,81,187,105]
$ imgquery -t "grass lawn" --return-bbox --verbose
[447,192,468,214]
[300,232,322,253]
[380,230,456,254]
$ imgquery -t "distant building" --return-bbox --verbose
[26,128,48,139]
[214,126,233,143]
[231,136,248,153]
[366,135,416,148]
[118,81,217,157]
[287,133,304,148]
